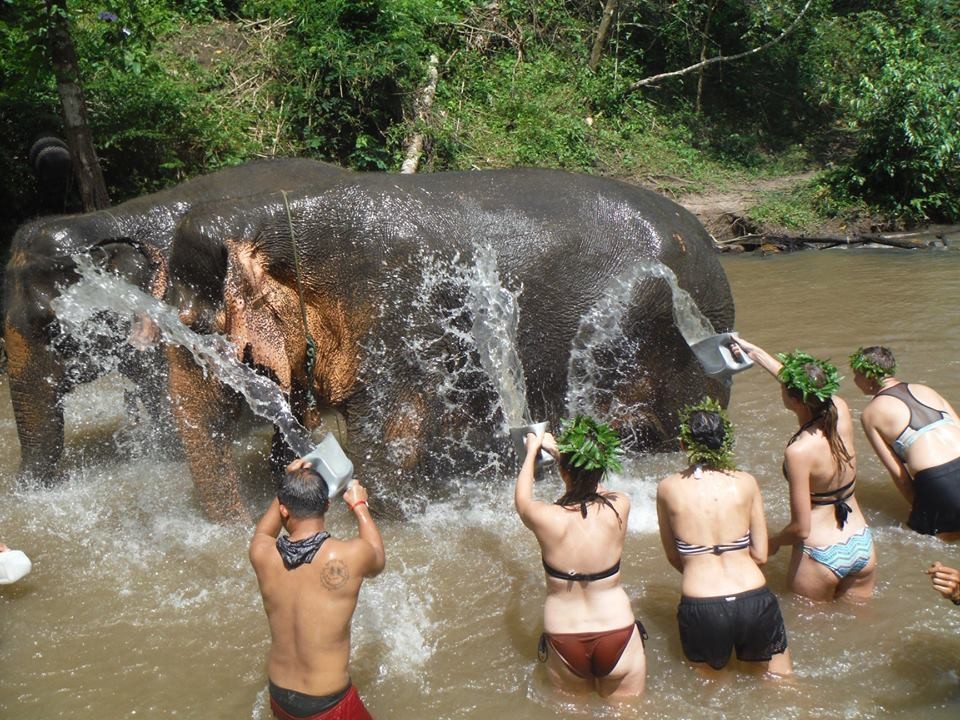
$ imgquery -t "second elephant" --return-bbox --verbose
[166,168,735,519]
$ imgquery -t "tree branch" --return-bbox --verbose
[626,0,813,93]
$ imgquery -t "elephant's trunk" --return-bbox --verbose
[165,344,248,522]
[5,321,66,482]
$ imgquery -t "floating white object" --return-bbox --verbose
[0,550,32,584]
[509,421,554,467]
[302,433,354,499]
[690,332,754,379]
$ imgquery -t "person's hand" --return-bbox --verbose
[343,479,369,511]
[286,457,312,473]
[926,561,960,602]
[0,543,8,553]
[524,430,545,455]
[540,432,559,459]
[730,335,759,356]
[128,315,160,351]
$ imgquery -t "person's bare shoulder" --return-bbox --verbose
[906,382,949,408]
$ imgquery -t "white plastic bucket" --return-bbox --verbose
[0,550,32,584]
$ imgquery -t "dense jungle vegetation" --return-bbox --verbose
[1,0,958,243]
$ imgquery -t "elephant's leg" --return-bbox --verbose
[165,345,248,522]
[4,321,66,483]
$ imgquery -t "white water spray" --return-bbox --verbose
[51,258,315,455]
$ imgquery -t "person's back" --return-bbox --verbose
[250,459,385,719]
[657,467,767,598]
[538,494,634,632]
[657,399,791,675]
[851,346,960,537]
[253,533,369,695]
[864,382,960,472]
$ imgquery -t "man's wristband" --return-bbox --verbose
[348,500,367,512]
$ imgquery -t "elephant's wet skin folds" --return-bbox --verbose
[159,167,734,519]
[223,240,365,403]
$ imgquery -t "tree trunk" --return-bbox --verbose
[44,0,110,211]
[695,1,718,114]
[400,54,440,174]
[588,0,619,72]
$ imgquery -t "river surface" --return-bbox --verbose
[2,249,959,719]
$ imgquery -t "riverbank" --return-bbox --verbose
[666,171,960,254]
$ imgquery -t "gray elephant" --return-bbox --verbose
[3,158,349,482]
[164,168,734,520]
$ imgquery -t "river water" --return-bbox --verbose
[2,249,959,719]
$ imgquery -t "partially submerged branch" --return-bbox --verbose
[717,225,959,253]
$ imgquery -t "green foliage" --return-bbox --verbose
[241,0,461,169]
[747,180,828,231]
[809,3,960,221]
[849,347,896,382]
[776,350,841,403]
[556,416,624,474]
[0,0,958,237]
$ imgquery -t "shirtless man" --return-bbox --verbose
[851,346,960,539]
[250,459,385,720]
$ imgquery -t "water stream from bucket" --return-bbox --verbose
[466,246,529,428]
[51,258,315,456]
[566,259,718,415]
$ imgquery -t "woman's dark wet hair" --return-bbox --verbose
[278,466,330,518]
[555,455,621,524]
[687,410,726,451]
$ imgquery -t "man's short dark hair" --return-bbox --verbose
[279,466,330,518]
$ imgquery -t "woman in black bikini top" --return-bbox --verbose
[515,416,647,699]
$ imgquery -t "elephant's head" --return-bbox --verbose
[3,217,161,481]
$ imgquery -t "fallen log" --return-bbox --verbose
[717,226,959,252]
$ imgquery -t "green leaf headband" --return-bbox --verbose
[677,397,735,470]
[849,347,895,382]
[776,350,841,403]
[556,415,624,474]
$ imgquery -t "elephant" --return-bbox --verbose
[2,158,350,483]
[164,168,735,521]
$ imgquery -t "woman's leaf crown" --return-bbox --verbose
[555,415,624,474]
[849,347,895,382]
[776,350,841,403]
[677,396,735,470]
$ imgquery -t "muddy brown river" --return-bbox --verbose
[2,248,959,719]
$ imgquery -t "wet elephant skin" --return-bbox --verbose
[3,158,350,483]
[166,168,734,520]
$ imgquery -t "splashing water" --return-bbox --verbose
[566,259,716,416]
[51,258,315,455]
[467,245,529,427]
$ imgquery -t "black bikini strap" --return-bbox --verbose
[542,558,621,582]
[810,478,856,498]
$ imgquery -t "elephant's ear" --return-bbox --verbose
[88,238,155,289]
